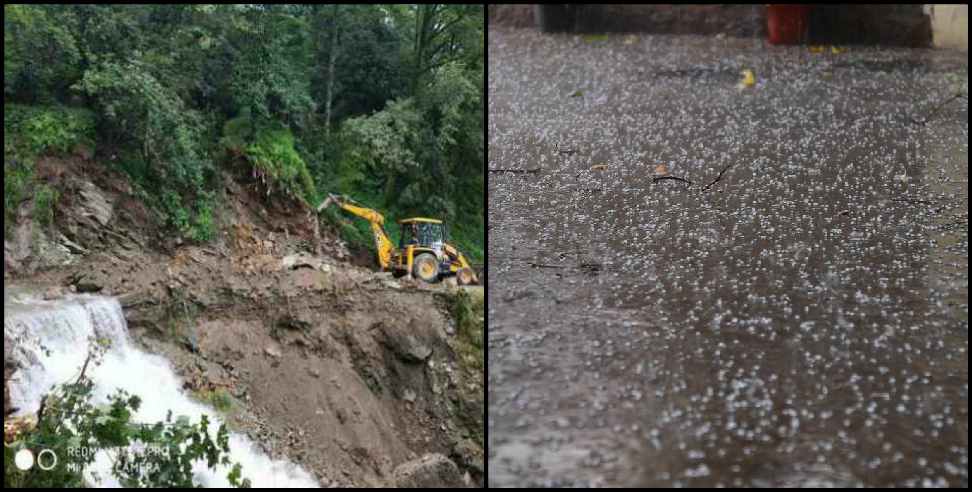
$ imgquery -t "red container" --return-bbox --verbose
[766,4,811,45]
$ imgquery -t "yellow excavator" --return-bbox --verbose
[317,193,479,285]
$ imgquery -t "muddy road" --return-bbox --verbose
[487,28,968,487]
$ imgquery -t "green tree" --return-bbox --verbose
[409,4,483,92]
[4,5,82,103]
[3,4,483,257]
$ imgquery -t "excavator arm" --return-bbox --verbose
[317,194,394,269]
[443,243,479,284]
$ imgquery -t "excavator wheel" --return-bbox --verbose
[457,267,475,286]
[413,253,439,283]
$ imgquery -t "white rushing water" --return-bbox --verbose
[4,293,318,488]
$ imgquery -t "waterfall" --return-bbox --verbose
[4,293,319,488]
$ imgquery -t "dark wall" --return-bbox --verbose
[808,5,931,47]
[489,4,932,47]
[488,4,535,29]
[568,4,766,37]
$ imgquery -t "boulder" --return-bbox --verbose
[451,438,484,475]
[57,232,89,255]
[8,205,35,271]
[402,388,417,403]
[43,286,67,300]
[69,272,103,293]
[32,229,76,268]
[4,240,21,276]
[380,322,433,364]
[76,180,113,227]
[277,313,314,333]
[280,253,332,273]
[391,454,463,488]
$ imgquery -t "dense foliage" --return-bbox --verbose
[4,4,484,260]
[4,104,97,235]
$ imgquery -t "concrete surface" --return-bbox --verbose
[488,28,968,487]
[930,4,968,52]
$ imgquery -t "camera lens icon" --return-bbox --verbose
[38,449,58,470]
[14,448,57,471]
[14,449,33,471]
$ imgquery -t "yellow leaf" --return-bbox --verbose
[809,45,824,54]
[623,34,638,45]
[741,70,755,86]
[737,69,755,90]
[831,46,845,54]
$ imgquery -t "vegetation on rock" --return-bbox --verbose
[3,4,483,258]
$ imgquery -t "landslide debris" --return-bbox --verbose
[4,155,484,487]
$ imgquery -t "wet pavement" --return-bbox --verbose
[487,28,968,487]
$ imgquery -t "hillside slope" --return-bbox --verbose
[3,153,484,487]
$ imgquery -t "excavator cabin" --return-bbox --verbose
[318,194,478,285]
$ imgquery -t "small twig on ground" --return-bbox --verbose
[702,162,735,191]
[557,148,578,155]
[911,92,967,125]
[651,162,734,191]
[652,176,694,185]
[891,197,935,205]
[489,168,541,174]
[528,262,566,269]
[579,262,602,274]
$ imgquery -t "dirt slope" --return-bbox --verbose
[4,155,484,487]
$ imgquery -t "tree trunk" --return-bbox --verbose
[324,4,340,137]
[412,4,435,93]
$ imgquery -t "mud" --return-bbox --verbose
[488,28,967,487]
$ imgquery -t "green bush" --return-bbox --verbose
[195,388,235,414]
[246,127,318,203]
[75,61,210,188]
[453,288,482,346]
[76,61,217,241]
[23,108,96,155]
[158,190,216,244]
[4,104,96,156]
[449,225,484,265]
[188,192,217,243]
[452,288,484,370]
[219,114,256,154]
[33,185,59,228]
[223,118,317,204]
[3,159,34,237]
